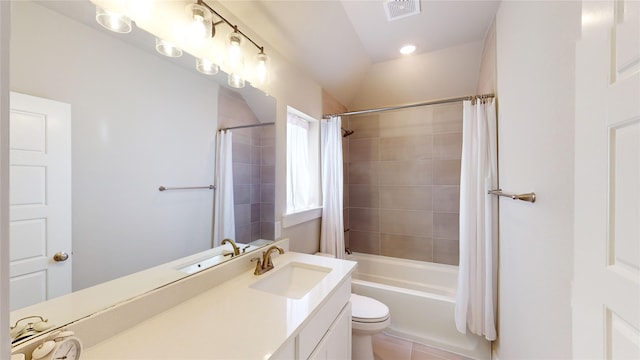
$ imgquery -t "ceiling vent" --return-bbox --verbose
[384,0,421,21]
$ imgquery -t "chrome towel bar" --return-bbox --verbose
[488,189,536,203]
[159,185,216,191]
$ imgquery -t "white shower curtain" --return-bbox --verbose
[213,130,235,247]
[319,116,345,259]
[455,98,498,341]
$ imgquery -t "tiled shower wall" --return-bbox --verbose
[344,103,462,265]
[231,126,275,243]
[218,88,275,244]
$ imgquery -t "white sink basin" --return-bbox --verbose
[177,254,230,274]
[176,244,261,274]
[250,262,332,299]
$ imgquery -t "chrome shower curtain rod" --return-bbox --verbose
[219,122,275,131]
[323,93,495,119]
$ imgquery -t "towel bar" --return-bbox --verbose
[159,185,216,191]
[488,189,536,203]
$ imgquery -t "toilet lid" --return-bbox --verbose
[351,294,389,323]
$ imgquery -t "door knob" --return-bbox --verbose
[53,252,69,262]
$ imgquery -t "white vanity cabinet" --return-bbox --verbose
[307,302,351,360]
[271,279,352,360]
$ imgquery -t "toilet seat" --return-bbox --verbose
[351,293,390,323]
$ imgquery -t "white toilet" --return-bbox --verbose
[350,293,391,360]
[315,253,390,360]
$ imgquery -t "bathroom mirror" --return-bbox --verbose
[9,0,276,344]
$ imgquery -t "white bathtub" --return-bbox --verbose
[349,252,491,360]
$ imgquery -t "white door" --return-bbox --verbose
[9,92,72,310]
[573,0,640,358]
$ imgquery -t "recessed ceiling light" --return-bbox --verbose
[400,44,416,55]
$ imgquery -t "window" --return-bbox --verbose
[285,107,321,224]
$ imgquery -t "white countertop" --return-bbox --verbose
[82,252,356,359]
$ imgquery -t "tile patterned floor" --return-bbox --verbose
[372,333,474,360]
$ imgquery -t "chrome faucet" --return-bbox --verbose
[251,245,284,275]
[221,238,240,257]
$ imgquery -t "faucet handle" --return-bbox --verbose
[251,257,262,275]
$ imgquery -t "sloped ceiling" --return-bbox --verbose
[219,0,500,107]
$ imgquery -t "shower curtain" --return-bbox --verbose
[213,130,235,247]
[455,98,498,341]
[319,116,345,259]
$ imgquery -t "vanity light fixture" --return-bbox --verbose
[400,44,416,55]
[196,58,219,75]
[93,0,270,89]
[155,38,183,57]
[95,6,132,33]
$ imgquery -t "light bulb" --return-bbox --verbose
[255,52,269,86]
[95,7,132,33]
[400,44,416,55]
[226,31,243,71]
[155,38,183,57]
[228,72,245,89]
[185,3,213,46]
[196,58,219,75]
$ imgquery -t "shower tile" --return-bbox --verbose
[379,107,433,138]
[349,138,380,162]
[235,225,251,244]
[250,145,260,165]
[251,222,260,241]
[433,212,459,240]
[433,133,463,159]
[380,209,432,237]
[343,184,350,208]
[230,128,252,145]
[379,186,432,211]
[260,203,274,222]
[261,135,275,148]
[379,135,433,161]
[251,204,260,222]
[349,230,380,254]
[349,114,380,139]
[260,222,274,239]
[261,165,275,184]
[349,208,380,232]
[250,184,261,204]
[349,185,379,208]
[251,165,261,185]
[432,103,463,134]
[233,163,251,185]
[432,186,460,213]
[260,184,275,203]
[234,185,251,205]
[433,159,461,185]
[434,238,460,265]
[260,125,275,141]
[380,234,433,262]
[379,161,432,186]
[232,142,251,163]
[261,146,275,166]
[234,204,250,232]
[349,161,379,185]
